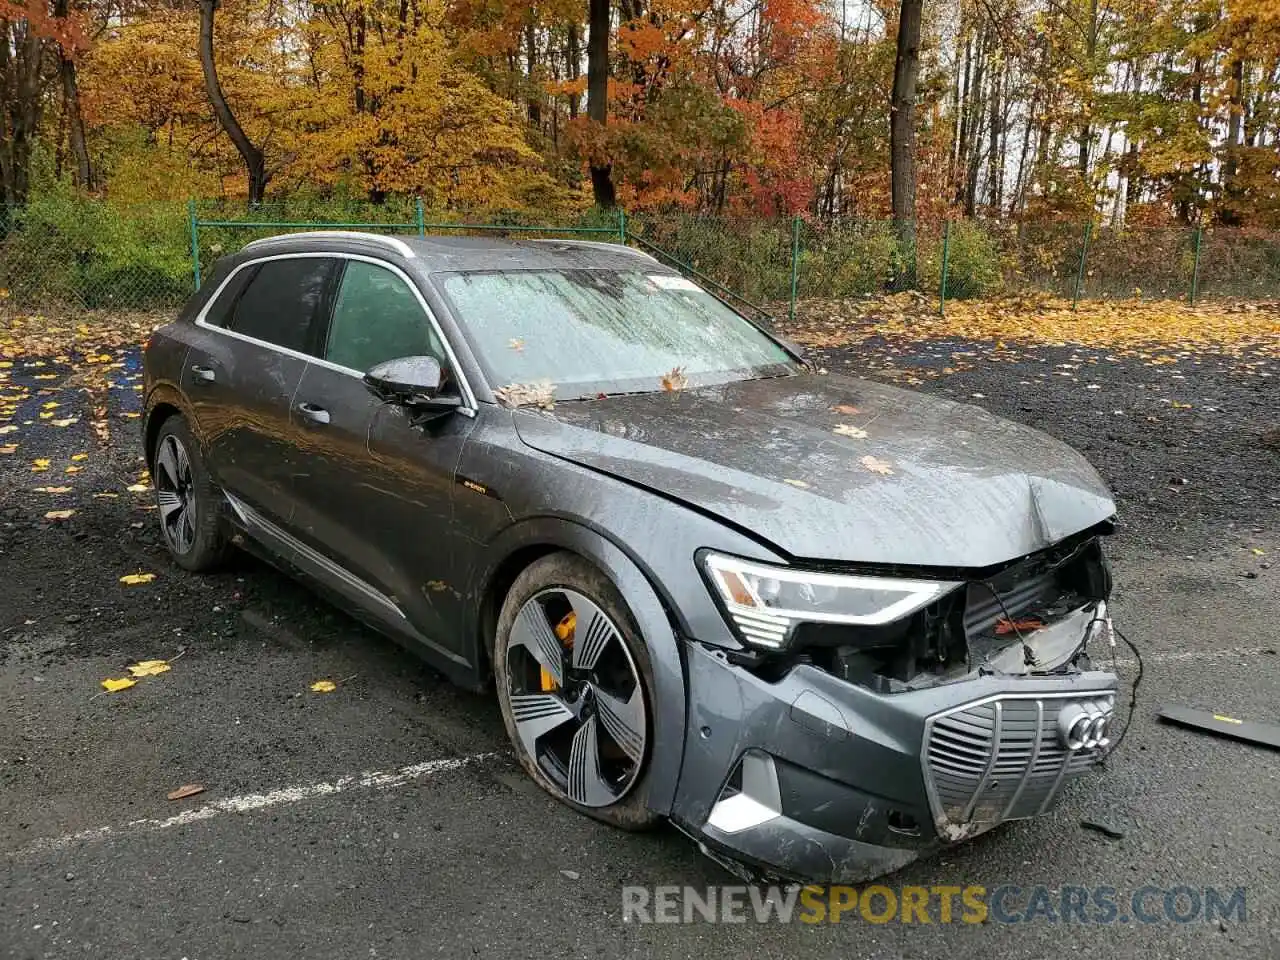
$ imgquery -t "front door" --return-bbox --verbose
[287,257,476,662]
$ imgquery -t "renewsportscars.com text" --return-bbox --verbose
[621,884,1247,925]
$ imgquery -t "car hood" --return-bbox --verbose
[512,373,1115,568]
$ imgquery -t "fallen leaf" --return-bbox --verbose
[101,677,137,693]
[31,458,49,471]
[0,424,17,434]
[782,478,810,488]
[127,659,171,677]
[833,424,868,439]
[126,483,149,493]
[34,486,72,493]
[64,465,80,474]
[120,573,156,585]
[167,784,206,802]
[0,444,16,454]
[44,509,75,520]
[92,492,119,499]
[51,417,78,427]
[860,455,894,476]
[831,404,860,415]
[310,680,337,693]
[1251,548,1266,556]
[71,453,88,462]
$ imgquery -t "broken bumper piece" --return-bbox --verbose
[668,640,1119,884]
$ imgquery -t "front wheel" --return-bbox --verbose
[494,552,660,829]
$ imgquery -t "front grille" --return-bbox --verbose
[923,693,1105,834]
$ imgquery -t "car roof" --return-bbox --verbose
[237,231,667,272]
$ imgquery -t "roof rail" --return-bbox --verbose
[242,230,416,259]
[528,238,659,263]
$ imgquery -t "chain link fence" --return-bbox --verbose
[0,198,1276,326]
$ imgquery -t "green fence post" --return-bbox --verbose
[415,197,425,237]
[1189,225,1203,305]
[187,198,201,291]
[1072,220,1093,310]
[617,207,627,244]
[788,214,802,322]
[939,220,952,316]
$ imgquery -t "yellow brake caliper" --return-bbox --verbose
[540,611,577,691]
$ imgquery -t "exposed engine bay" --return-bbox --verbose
[743,532,1115,692]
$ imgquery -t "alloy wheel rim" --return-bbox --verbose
[154,434,197,554]
[506,588,647,807]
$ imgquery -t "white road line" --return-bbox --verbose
[9,753,495,858]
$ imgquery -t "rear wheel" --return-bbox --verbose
[494,552,659,829]
[152,416,232,572]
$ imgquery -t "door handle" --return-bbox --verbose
[296,402,331,425]
[189,364,217,383]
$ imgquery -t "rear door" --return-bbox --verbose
[287,257,477,660]
[183,255,338,527]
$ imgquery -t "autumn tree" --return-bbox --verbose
[198,0,269,202]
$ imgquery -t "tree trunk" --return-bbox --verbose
[198,0,268,203]
[586,0,615,208]
[567,22,581,119]
[1221,56,1244,223]
[525,19,541,126]
[52,0,91,190]
[1,20,45,209]
[889,0,922,230]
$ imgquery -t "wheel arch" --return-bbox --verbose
[471,517,688,817]
[142,385,190,470]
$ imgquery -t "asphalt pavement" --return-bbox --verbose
[2,338,1278,959]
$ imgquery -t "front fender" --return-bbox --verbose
[471,517,688,818]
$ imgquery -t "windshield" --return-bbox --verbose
[436,269,798,399]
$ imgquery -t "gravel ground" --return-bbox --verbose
[2,336,1279,959]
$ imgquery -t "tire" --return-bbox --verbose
[494,551,660,830]
[151,415,233,572]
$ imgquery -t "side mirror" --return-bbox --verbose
[363,356,458,409]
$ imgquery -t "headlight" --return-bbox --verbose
[702,553,960,650]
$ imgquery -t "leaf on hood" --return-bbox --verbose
[127,659,171,677]
[859,455,894,476]
[661,366,689,392]
[101,677,137,693]
[833,423,868,439]
[120,572,156,585]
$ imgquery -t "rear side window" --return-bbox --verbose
[227,257,335,354]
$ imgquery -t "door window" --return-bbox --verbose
[227,257,335,354]
[325,260,444,373]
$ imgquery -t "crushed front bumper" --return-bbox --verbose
[669,640,1118,884]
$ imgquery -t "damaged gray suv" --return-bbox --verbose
[142,232,1120,883]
